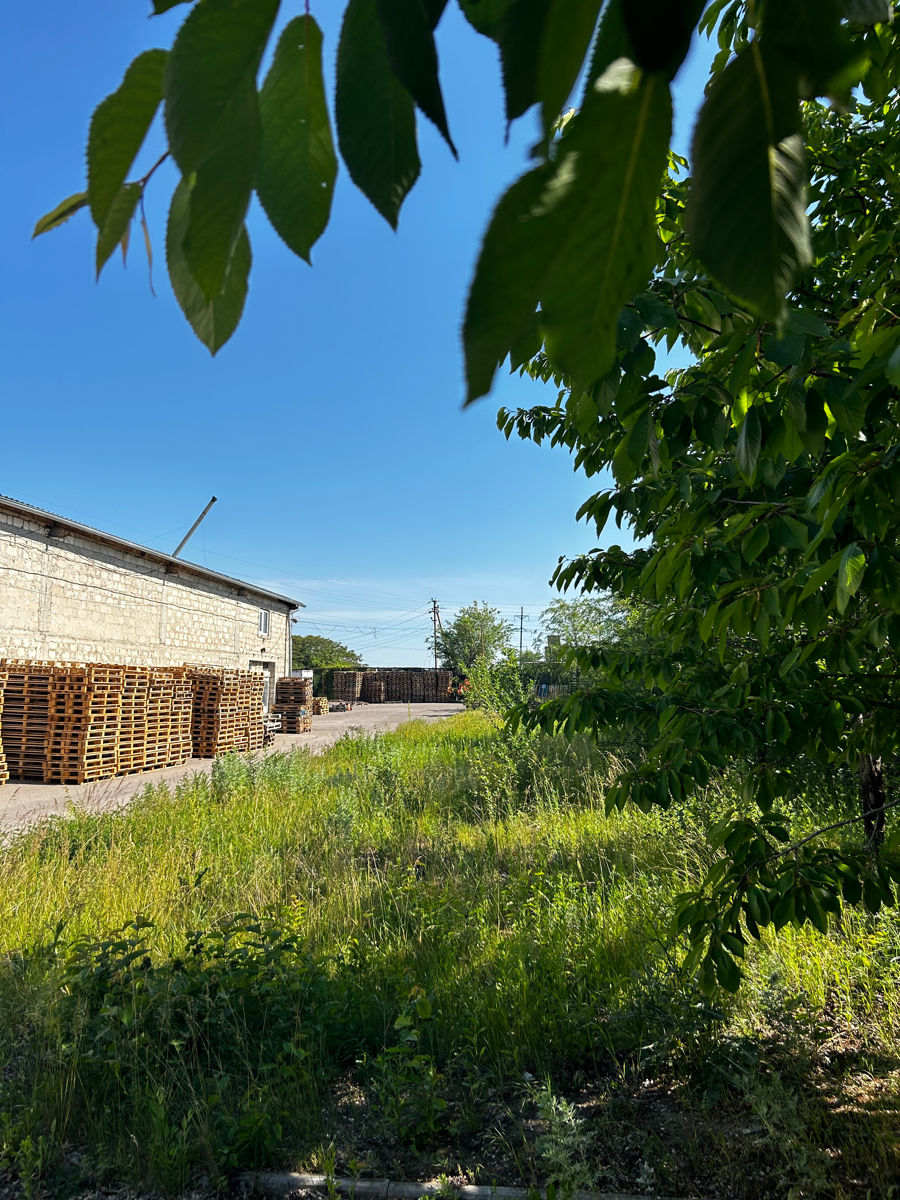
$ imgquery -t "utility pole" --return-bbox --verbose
[430,598,440,670]
[519,606,524,664]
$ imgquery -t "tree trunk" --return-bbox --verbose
[859,753,886,850]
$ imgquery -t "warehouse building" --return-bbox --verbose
[0,494,300,707]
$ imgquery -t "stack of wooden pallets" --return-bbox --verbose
[274,707,312,733]
[311,696,329,715]
[117,666,151,774]
[1,661,57,781]
[272,676,312,733]
[275,677,313,706]
[362,675,386,703]
[0,667,7,786]
[187,667,265,757]
[45,664,125,784]
[0,660,195,784]
[332,670,363,702]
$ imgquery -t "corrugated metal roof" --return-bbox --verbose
[0,493,303,609]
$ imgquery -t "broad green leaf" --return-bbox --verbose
[166,178,251,355]
[497,0,552,122]
[836,543,866,613]
[376,0,456,153]
[32,192,88,238]
[465,65,670,399]
[152,0,193,10]
[583,0,632,93]
[735,407,761,482]
[742,521,769,563]
[96,183,142,277]
[464,163,553,402]
[765,0,860,101]
[537,0,603,135]
[622,0,707,79]
[886,343,900,387]
[165,0,277,298]
[456,0,512,37]
[257,16,337,263]
[336,0,421,228]
[164,0,277,172]
[183,79,260,299]
[538,66,673,387]
[686,43,812,320]
[88,49,167,230]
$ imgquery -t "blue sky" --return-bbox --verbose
[2,3,711,665]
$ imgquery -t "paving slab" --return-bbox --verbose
[0,702,462,834]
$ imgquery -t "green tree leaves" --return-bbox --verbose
[165,0,278,298]
[41,0,900,376]
[687,43,812,319]
[87,49,167,231]
[375,0,456,154]
[32,193,88,237]
[465,62,671,400]
[257,17,337,263]
[166,179,251,354]
[336,0,421,228]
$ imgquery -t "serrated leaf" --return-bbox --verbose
[687,43,812,320]
[465,66,670,400]
[165,0,277,299]
[735,407,761,483]
[164,0,277,172]
[457,0,513,37]
[464,163,553,402]
[336,0,421,228]
[88,49,167,231]
[582,0,632,94]
[32,192,89,238]
[376,0,456,153]
[166,178,251,355]
[539,66,671,386]
[257,16,337,263]
[96,183,142,277]
[184,81,260,299]
[497,0,552,122]
[537,0,604,135]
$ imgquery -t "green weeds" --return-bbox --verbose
[0,712,897,1196]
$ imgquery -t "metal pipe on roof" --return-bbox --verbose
[172,496,217,558]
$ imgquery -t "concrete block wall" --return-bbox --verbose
[0,509,292,683]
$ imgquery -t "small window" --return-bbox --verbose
[258,609,270,637]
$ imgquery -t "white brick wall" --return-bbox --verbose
[0,511,292,677]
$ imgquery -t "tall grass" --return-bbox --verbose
[0,712,897,1196]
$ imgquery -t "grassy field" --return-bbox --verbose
[0,712,897,1198]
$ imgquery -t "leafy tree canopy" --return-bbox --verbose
[432,602,514,673]
[291,634,363,670]
[34,0,890,384]
[502,12,900,993]
[538,596,624,655]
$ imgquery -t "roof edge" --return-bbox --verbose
[0,494,303,609]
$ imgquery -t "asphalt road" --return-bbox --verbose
[0,702,462,834]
